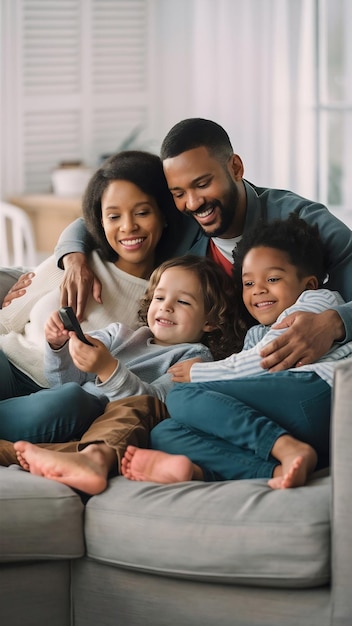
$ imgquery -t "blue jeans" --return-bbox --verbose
[150,372,331,481]
[0,350,108,442]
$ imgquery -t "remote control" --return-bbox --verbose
[58,306,94,346]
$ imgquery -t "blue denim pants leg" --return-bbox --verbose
[0,350,41,399]
[0,383,108,442]
[167,372,331,460]
[153,371,331,480]
[150,417,276,481]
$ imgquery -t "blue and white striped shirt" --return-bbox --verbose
[190,289,352,387]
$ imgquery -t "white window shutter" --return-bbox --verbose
[5,0,151,195]
[90,0,149,162]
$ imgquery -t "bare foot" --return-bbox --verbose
[13,441,115,495]
[121,445,194,483]
[268,453,316,489]
[268,435,318,489]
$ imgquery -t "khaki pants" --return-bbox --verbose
[0,395,169,472]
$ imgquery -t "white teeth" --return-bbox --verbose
[120,238,144,246]
[196,207,213,218]
[157,318,174,325]
[255,301,274,308]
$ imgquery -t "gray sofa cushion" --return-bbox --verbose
[0,466,85,561]
[84,474,330,589]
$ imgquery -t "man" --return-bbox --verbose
[3,118,352,370]
[157,118,352,370]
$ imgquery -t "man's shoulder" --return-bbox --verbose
[243,180,328,233]
[248,181,325,214]
[158,213,205,259]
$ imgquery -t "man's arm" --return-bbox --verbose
[52,212,200,318]
[333,302,352,340]
[1,220,101,317]
[190,289,343,381]
[260,308,344,371]
[54,217,95,268]
[54,218,102,320]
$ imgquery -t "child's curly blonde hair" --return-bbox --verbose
[138,255,244,360]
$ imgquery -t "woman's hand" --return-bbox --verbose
[2,272,35,307]
[60,252,103,321]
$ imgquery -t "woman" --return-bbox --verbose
[0,151,184,442]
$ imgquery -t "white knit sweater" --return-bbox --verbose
[0,251,148,387]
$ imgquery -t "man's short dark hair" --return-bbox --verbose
[160,118,234,164]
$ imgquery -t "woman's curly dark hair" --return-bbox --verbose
[138,255,244,359]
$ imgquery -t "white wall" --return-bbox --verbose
[149,0,317,201]
[1,0,347,224]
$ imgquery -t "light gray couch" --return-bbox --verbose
[1,359,351,626]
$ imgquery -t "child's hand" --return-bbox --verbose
[168,357,202,383]
[68,334,117,382]
[45,310,70,349]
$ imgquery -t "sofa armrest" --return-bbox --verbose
[330,360,352,624]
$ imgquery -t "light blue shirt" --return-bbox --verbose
[45,324,212,402]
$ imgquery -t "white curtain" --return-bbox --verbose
[1,0,318,202]
[151,0,316,199]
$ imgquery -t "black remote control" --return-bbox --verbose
[58,306,94,346]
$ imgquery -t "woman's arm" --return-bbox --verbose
[1,270,36,308]
[0,256,63,334]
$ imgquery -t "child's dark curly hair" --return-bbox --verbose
[232,212,328,327]
[138,255,243,359]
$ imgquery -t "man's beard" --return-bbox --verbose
[186,179,240,238]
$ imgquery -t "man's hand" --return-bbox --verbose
[168,357,203,382]
[260,309,345,372]
[61,252,102,321]
[2,272,35,307]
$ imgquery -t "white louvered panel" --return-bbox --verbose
[92,106,148,161]
[23,110,82,193]
[92,0,147,93]
[17,0,151,194]
[22,0,81,95]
